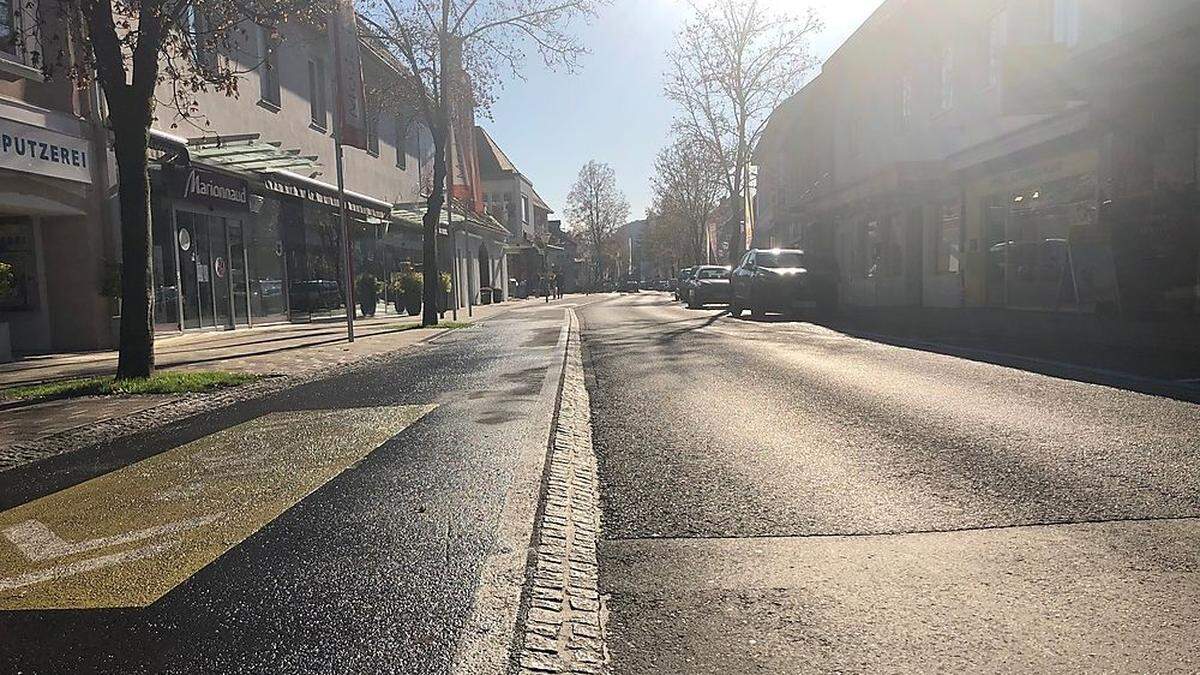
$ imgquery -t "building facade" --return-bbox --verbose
[0,1,112,357]
[1,13,511,357]
[755,0,1200,323]
[474,126,556,296]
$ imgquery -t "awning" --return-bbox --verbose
[392,200,510,241]
[188,135,322,174]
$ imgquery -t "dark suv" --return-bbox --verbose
[729,248,837,318]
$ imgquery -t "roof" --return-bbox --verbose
[529,186,552,213]
[475,126,519,174]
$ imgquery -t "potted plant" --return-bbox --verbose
[0,261,13,362]
[356,273,379,317]
[393,271,422,316]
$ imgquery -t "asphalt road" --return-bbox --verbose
[0,300,578,674]
[580,292,1200,674]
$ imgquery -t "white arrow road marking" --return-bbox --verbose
[2,514,224,562]
[0,540,180,593]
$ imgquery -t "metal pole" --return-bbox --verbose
[466,229,473,317]
[335,135,355,342]
[449,208,459,321]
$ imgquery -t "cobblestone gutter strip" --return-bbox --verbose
[0,334,447,473]
[518,309,608,674]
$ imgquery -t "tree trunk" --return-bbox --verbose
[422,131,447,327]
[112,108,155,379]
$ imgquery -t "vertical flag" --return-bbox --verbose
[330,0,369,150]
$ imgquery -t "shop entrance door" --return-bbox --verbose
[177,210,241,329]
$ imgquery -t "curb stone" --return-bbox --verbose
[517,309,609,674]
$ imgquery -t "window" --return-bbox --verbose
[395,118,410,169]
[185,7,218,73]
[257,26,280,108]
[365,106,379,156]
[308,59,327,130]
[0,0,14,56]
[988,10,1008,89]
[900,74,913,127]
[936,201,961,274]
[940,46,954,111]
[755,251,805,269]
[0,218,37,311]
[1053,0,1080,47]
[521,195,530,225]
[863,221,880,277]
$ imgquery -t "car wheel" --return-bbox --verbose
[751,304,766,319]
[728,302,743,317]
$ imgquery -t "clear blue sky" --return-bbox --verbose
[482,0,885,221]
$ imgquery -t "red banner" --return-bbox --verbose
[330,0,368,150]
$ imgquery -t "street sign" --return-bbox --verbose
[0,405,436,610]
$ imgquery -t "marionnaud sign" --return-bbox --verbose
[0,119,92,184]
[180,167,249,210]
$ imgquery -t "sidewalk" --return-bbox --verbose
[0,299,538,455]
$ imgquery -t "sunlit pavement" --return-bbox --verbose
[0,297,588,673]
[581,292,1200,674]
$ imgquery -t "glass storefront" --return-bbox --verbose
[245,197,288,323]
[982,172,1111,312]
[151,169,414,331]
[174,210,246,330]
[0,218,37,312]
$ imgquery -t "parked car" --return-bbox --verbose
[621,277,641,293]
[729,248,837,318]
[685,266,731,308]
[674,267,696,300]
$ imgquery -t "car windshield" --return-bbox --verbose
[755,252,805,269]
[697,268,728,279]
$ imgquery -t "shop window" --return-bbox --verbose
[936,201,961,274]
[152,202,180,330]
[245,199,288,322]
[0,218,36,311]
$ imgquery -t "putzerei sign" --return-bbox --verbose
[177,167,250,211]
[0,118,92,184]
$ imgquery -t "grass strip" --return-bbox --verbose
[0,371,260,403]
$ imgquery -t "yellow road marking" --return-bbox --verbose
[0,405,435,610]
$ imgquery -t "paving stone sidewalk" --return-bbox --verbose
[518,309,609,674]
[0,300,537,470]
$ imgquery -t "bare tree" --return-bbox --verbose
[664,0,820,262]
[360,0,605,326]
[650,133,725,267]
[25,0,322,377]
[566,160,628,285]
